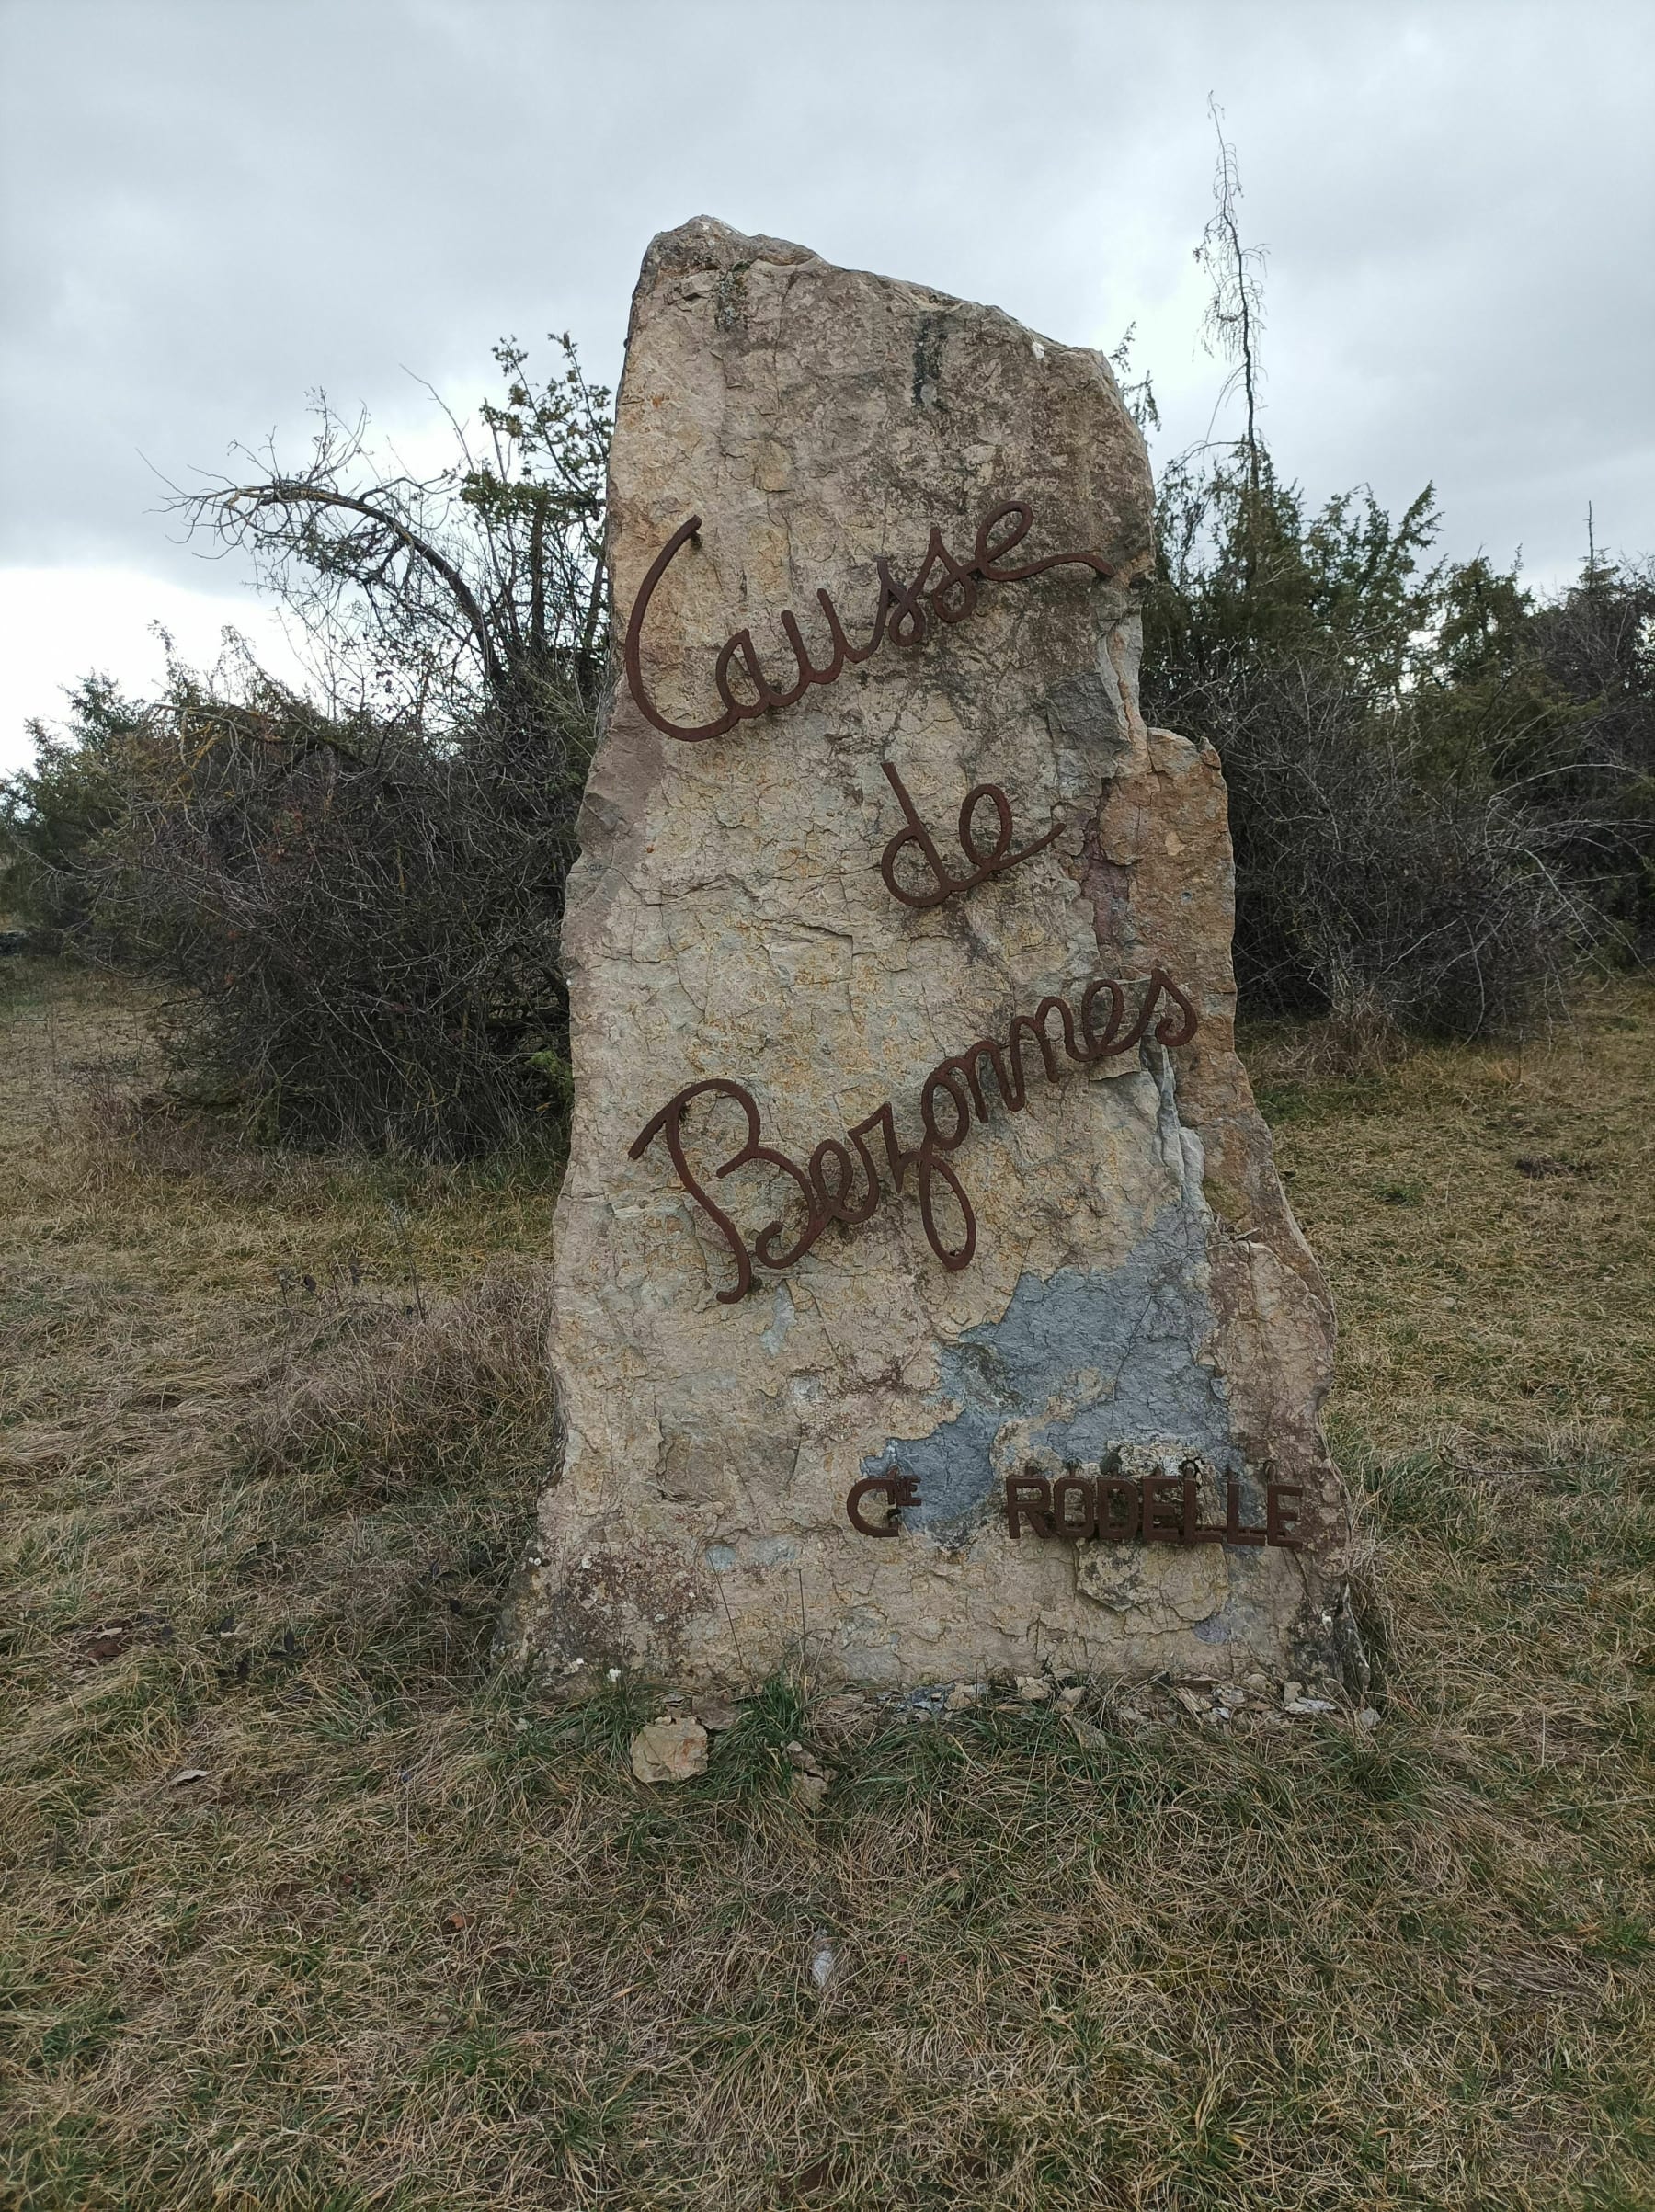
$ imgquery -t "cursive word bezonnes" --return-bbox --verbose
[629,970,1198,1303]
[623,498,1114,745]
[879,762,1061,910]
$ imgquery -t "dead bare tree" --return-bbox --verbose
[166,335,611,726]
[1194,97,1269,575]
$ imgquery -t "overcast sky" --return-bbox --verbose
[2,0,1650,770]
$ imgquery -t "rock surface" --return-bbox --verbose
[516,216,1344,1690]
[629,1716,710,1784]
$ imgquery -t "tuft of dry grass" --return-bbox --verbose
[2,957,1652,2211]
[256,1258,557,1494]
[1246,979,1655,1455]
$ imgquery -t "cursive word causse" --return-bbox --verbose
[623,498,1114,745]
[879,762,1061,910]
[629,970,1197,1303]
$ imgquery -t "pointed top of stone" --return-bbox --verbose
[643,214,820,277]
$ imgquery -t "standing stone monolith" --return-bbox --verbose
[515,217,1345,1691]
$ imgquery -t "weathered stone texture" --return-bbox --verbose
[628,1717,709,1785]
[519,216,1344,1688]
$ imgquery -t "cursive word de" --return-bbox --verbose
[879,762,1061,910]
[623,498,1114,745]
[629,970,1197,1303]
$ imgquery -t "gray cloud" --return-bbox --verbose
[2,0,1651,758]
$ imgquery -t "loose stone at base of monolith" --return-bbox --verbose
[508,216,1346,1692]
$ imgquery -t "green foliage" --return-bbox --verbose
[1412,556,1585,788]
[462,335,611,698]
[1142,447,1653,1038]
[1,676,150,936]
[1152,454,1443,697]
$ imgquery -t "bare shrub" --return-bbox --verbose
[3,337,609,1157]
[74,654,587,1154]
[1214,660,1592,1043]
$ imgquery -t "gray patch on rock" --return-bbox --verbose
[1038,671,1135,778]
[860,1203,1235,1545]
[760,1284,796,1355]
[750,1537,801,1567]
[912,314,947,409]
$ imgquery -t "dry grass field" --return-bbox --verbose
[2,956,1651,2211]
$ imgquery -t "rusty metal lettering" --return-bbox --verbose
[845,1100,917,1206]
[1005,1475,1053,1539]
[1225,1477,1266,1547]
[1182,1469,1229,1544]
[1002,1473,1300,1549]
[623,498,1115,746]
[1142,1476,1184,1544]
[1098,1477,1140,1542]
[626,1079,763,1306]
[1267,1484,1305,1548]
[1181,1472,1201,1542]
[879,762,1062,911]
[846,1471,921,1537]
[1051,1476,1097,1540]
[629,971,1198,1296]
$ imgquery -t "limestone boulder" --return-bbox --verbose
[509,217,1345,1692]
